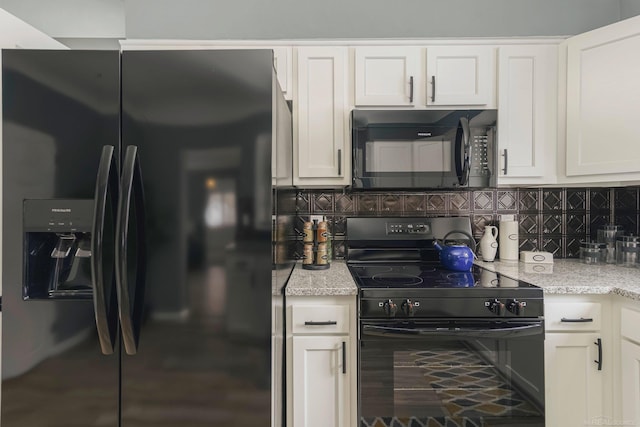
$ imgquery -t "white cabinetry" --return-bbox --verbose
[353,45,495,108]
[563,15,640,183]
[426,46,494,106]
[497,45,558,185]
[354,46,420,106]
[544,296,612,427]
[286,296,356,427]
[618,306,640,427]
[293,47,349,186]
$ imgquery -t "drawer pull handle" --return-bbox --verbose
[304,321,337,326]
[342,341,346,374]
[594,338,603,371]
[560,317,594,323]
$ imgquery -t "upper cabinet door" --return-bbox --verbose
[294,47,349,186]
[426,46,494,106]
[354,47,420,106]
[497,45,558,184]
[565,16,640,178]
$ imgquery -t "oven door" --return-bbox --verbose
[359,319,545,427]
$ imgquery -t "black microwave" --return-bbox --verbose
[351,109,497,189]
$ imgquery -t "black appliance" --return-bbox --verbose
[351,109,497,189]
[347,217,545,427]
[2,49,295,427]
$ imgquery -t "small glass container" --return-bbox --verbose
[616,235,640,267]
[579,241,607,264]
[596,224,624,263]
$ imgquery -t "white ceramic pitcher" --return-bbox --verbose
[479,225,499,262]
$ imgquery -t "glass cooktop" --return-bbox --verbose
[348,263,538,289]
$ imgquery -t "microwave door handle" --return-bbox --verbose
[455,117,471,185]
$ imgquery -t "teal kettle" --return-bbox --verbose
[433,230,477,272]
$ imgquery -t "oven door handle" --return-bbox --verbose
[362,323,543,339]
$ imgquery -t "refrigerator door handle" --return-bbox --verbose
[91,145,120,355]
[115,145,148,355]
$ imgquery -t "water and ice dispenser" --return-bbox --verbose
[24,199,95,299]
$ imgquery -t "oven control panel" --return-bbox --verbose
[360,296,543,319]
[386,222,430,235]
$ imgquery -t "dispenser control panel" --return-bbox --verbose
[24,199,94,232]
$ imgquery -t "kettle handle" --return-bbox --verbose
[443,230,477,254]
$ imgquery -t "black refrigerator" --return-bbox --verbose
[1,49,294,427]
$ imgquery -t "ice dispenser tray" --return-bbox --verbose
[23,199,95,299]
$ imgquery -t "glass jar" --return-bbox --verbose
[616,235,640,267]
[596,224,624,263]
[579,241,607,264]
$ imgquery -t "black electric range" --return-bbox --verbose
[348,217,546,427]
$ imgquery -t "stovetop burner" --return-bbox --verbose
[371,272,424,286]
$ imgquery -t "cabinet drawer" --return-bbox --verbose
[545,302,602,331]
[621,307,640,343]
[290,305,350,334]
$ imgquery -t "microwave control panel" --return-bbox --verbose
[470,135,490,176]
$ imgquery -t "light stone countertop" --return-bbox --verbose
[285,261,358,296]
[476,258,640,301]
[285,258,640,300]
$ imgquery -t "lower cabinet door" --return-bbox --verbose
[545,333,605,427]
[621,340,640,427]
[292,336,351,427]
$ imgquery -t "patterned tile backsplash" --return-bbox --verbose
[286,187,640,260]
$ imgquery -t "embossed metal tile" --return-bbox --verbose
[296,191,310,213]
[542,237,563,257]
[313,192,334,212]
[613,214,639,236]
[543,190,563,211]
[335,193,356,213]
[590,188,611,211]
[614,187,639,211]
[518,238,539,252]
[403,194,426,213]
[566,189,587,211]
[356,193,379,215]
[426,193,449,212]
[565,237,582,258]
[473,191,494,211]
[566,214,587,235]
[518,190,539,211]
[450,191,471,211]
[380,194,403,213]
[519,214,539,235]
[497,190,517,210]
[332,215,347,237]
[542,214,562,234]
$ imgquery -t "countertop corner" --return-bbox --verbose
[285,261,358,296]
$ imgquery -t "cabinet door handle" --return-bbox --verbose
[594,338,602,371]
[337,149,342,176]
[304,320,337,326]
[430,75,436,103]
[560,317,594,323]
[409,76,414,103]
[342,341,346,374]
[501,149,508,175]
